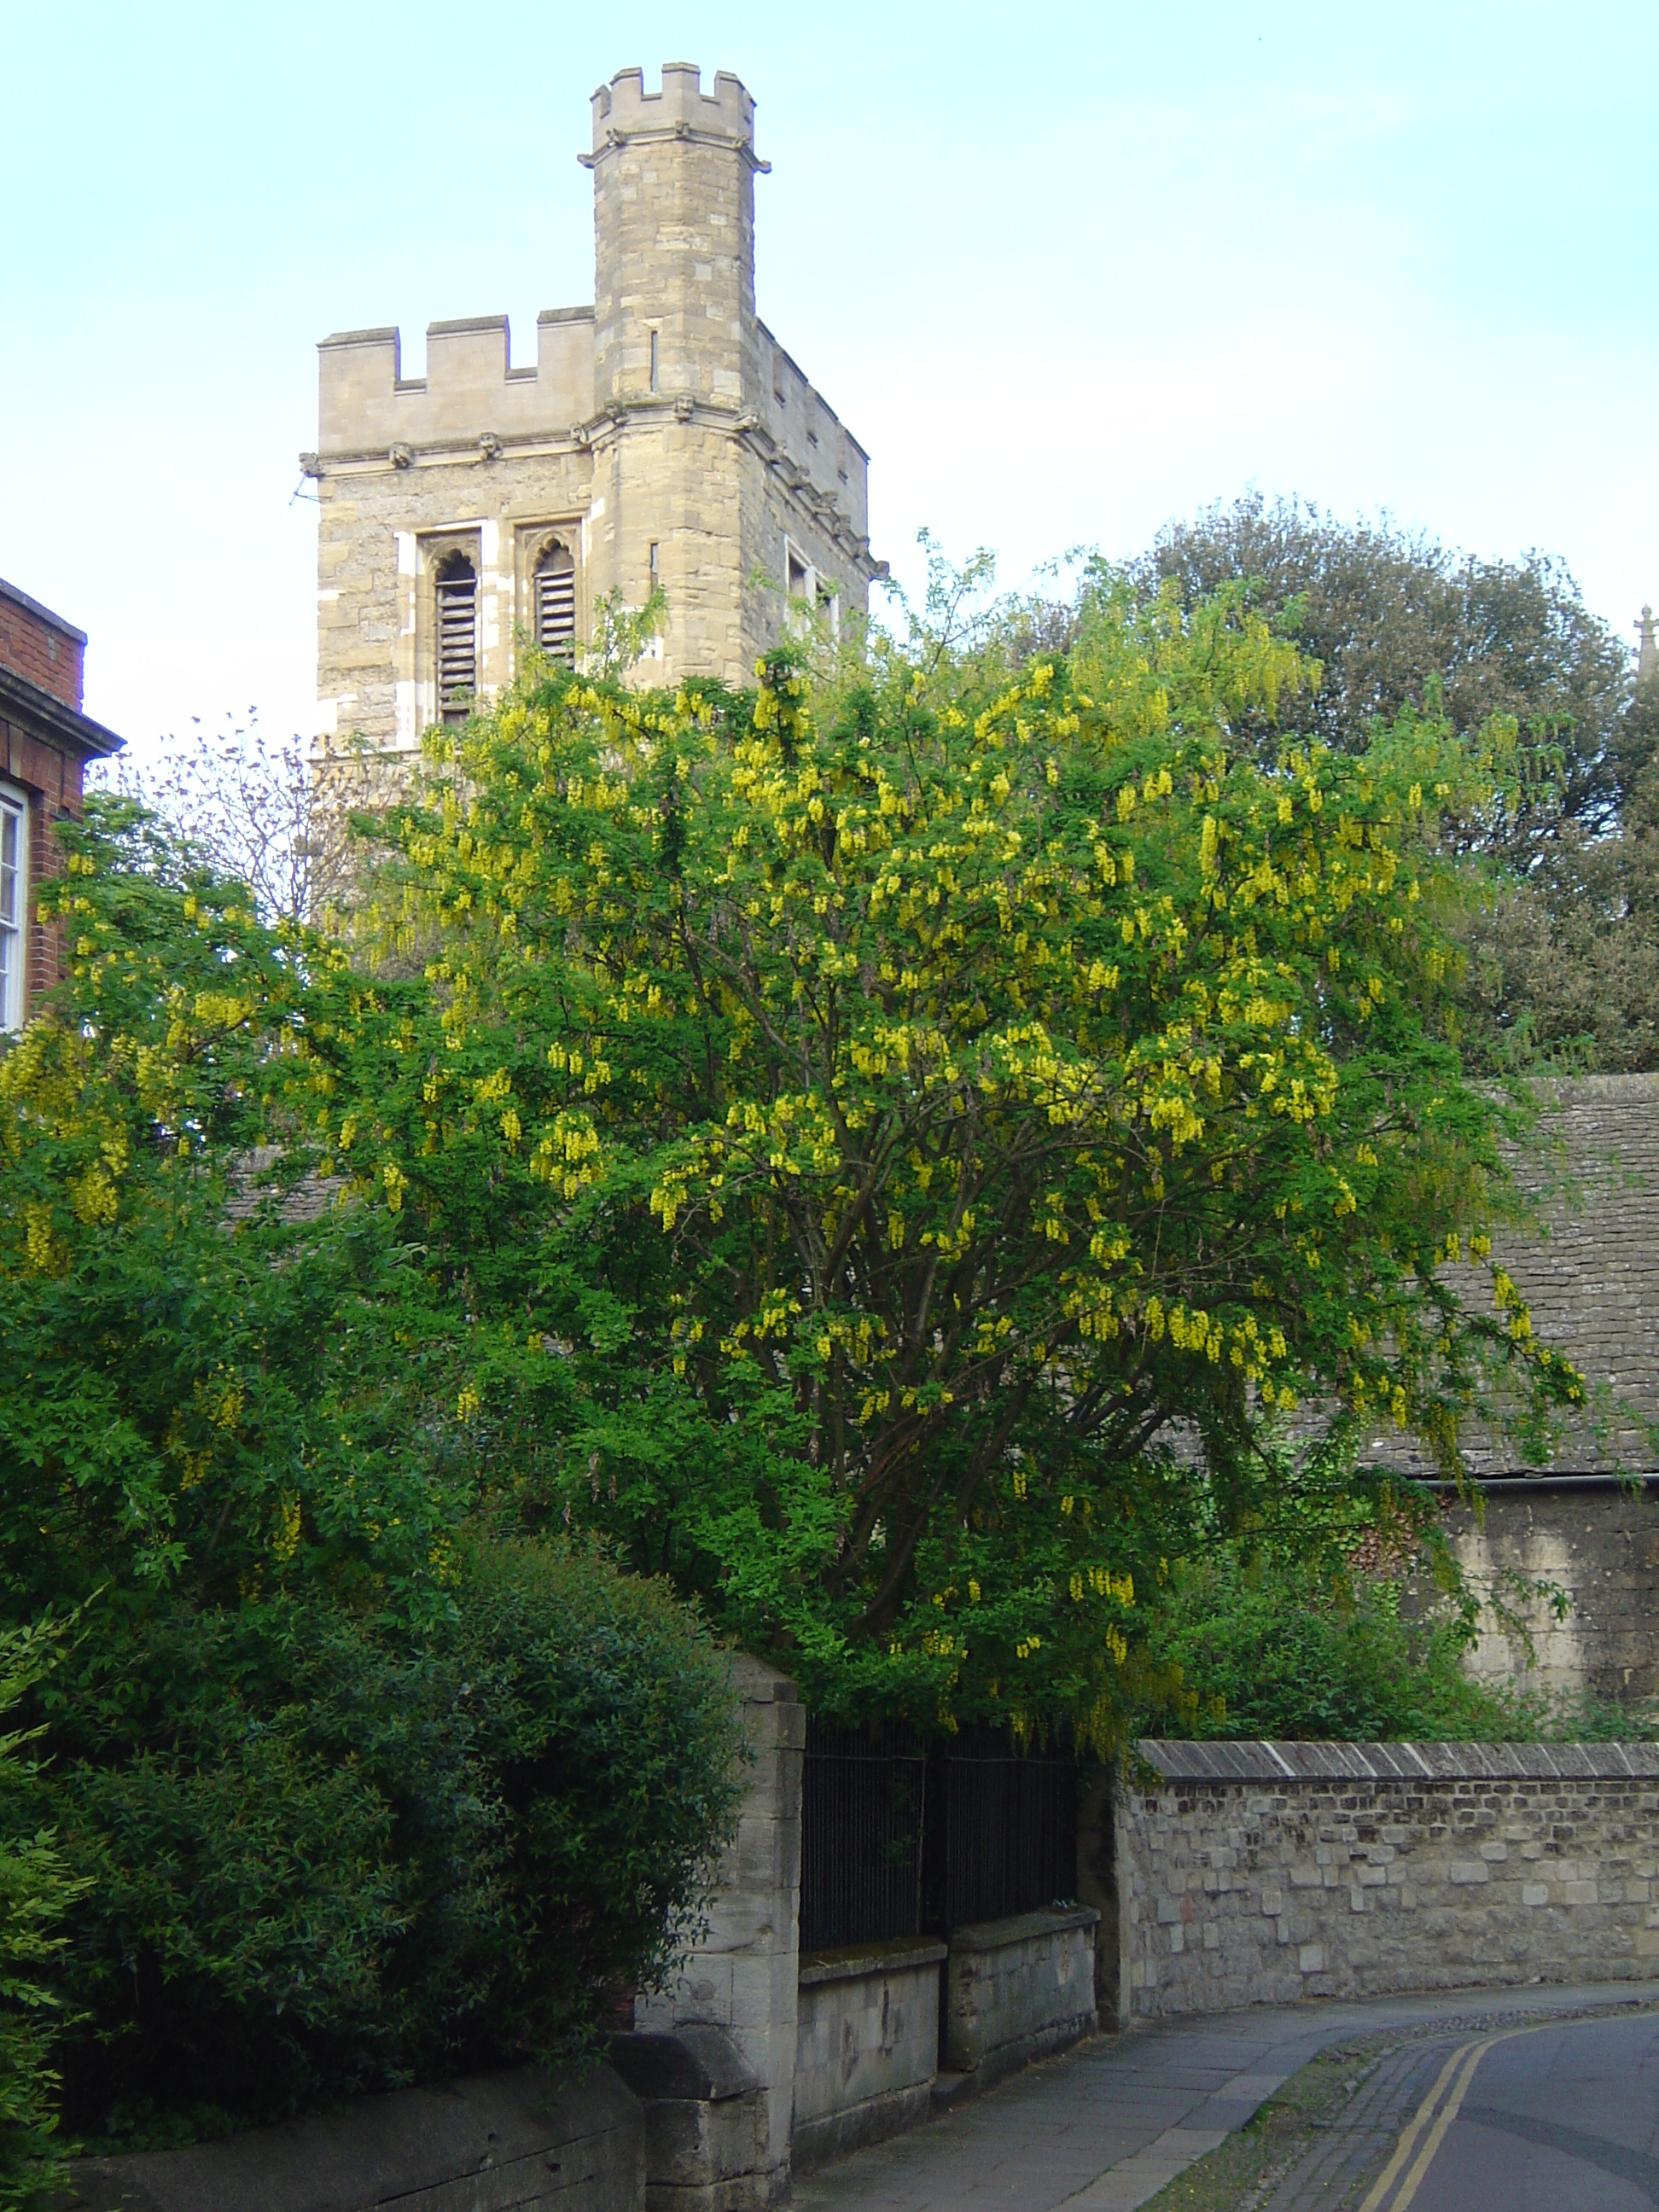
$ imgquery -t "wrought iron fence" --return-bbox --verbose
[939,1726,1078,1930]
[798,1717,1078,1950]
[799,1720,928,1950]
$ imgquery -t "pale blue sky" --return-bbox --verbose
[2,2,1654,760]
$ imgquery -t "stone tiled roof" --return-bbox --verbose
[1355,1074,1659,1479]
[1137,1738,1659,1781]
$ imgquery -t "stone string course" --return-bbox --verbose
[1119,1740,1659,2021]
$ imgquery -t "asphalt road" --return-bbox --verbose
[1365,2011,1659,2211]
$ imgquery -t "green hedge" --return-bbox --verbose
[42,1541,741,2150]
[0,1621,82,2212]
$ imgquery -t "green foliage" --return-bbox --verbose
[1138,1547,1659,1745]
[0,801,741,2144]
[0,1621,83,2210]
[1456,682,1659,1074]
[1112,492,1637,860]
[298,563,1582,1747]
[52,1549,741,2145]
[3,797,469,1621]
[1139,1553,1505,1743]
[1059,494,1656,1079]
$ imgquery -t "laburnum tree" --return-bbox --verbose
[303,577,1583,1742]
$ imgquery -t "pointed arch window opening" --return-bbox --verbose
[534,539,578,665]
[434,550,478,725]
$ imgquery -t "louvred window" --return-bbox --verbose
[535,543,577,664]
[435,552,477,724]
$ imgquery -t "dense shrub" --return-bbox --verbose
[1138,1550,1656,1743]
[45,1540,741,2147]
[0,1622,82,2209]
[0,803,742,2147]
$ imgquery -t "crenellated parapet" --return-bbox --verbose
[585,61,765,169]
[316,312,596,462]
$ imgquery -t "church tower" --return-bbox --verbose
[306,64,883,770]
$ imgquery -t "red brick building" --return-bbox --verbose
[0,577,123,1029]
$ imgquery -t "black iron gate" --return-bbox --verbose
[798,1716,1078,1951]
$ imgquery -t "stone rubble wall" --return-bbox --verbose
[1121,1739,1659,2021]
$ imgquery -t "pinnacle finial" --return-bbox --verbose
[1639,604,1658,688]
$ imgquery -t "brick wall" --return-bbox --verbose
[0,581,84,709]
[0,578,118,1023]
[1119,1740,1659,2022]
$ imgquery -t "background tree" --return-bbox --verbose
[97,715,371,928]
[1112,492,1637,861]
[1455,669,1659,1071]
[1010,493,1650,1074]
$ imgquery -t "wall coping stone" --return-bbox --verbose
[950,1906,1100,1955]
[798,1939,947,1988]
[1138,1738,1659,1784]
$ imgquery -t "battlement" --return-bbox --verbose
[317,313,595,456]
[591,63,756,154]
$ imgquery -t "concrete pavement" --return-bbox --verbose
[791,1983,1659,2212]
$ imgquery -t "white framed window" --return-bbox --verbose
[0,783,29,1034]
[783,539,839,641]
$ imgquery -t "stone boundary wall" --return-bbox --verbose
[793,1939,947,2169]
[945,1907,1100,2091]
[67,2063,643,2211]
[791,1912,1101,2160]
[1120,1740,1659,2022]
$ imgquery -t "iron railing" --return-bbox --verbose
[798,1717,1078,1950]
[799,1719,928,1950]
[939,1726,1077,1930]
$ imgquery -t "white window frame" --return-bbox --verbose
[0,779,30,1034]
[784,538,811,608]
[783,538,840,641]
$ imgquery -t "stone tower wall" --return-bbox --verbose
[588,65,758,414]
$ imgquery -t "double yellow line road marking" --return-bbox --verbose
[1359,2012,1634,2212]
